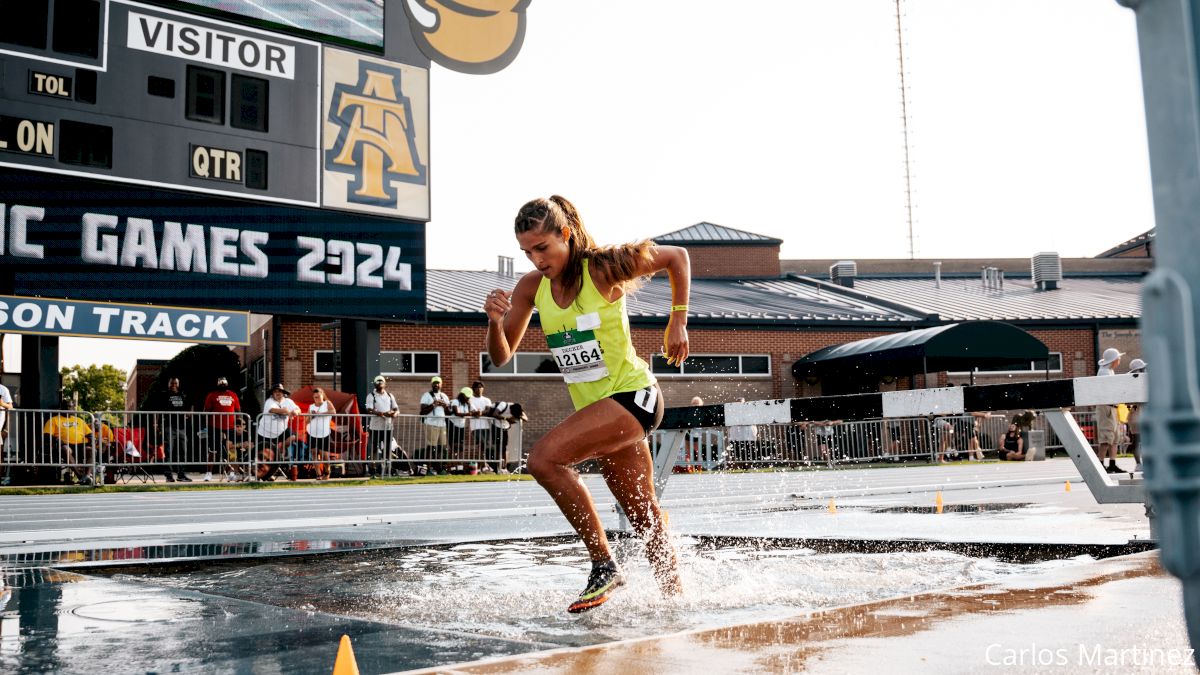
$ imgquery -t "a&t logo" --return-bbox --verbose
[325,61,427,208]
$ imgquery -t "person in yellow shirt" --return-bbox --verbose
[43,400,95,485]
[484,195,689,613]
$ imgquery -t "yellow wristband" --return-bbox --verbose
[671,304,688,312]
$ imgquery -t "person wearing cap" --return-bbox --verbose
[365,375,400,478]
[418,376,450,475]
[202,376,241,482]
[1095,347,1124,473]
[257,383,301,481]
[1127,358,1147,472]
[447,386,474,474]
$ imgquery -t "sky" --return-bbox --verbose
[3,0,1154,375]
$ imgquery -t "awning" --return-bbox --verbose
[791,321,1050,379]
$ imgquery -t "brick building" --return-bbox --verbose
[237,223,1147,447]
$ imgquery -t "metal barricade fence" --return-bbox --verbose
[251,412,524,479]
[95,410,254,485]
[651,408,1107,472]
[1,409,98,485]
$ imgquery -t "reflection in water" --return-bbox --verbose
[114,537,1074,648]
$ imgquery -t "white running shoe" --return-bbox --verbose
[227,472,239,482]
[203,472,213,482]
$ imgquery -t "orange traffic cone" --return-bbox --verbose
[827,499,837,514]
[1065,481,1072,492]
[935,491,944,514]
[333,635,360,675]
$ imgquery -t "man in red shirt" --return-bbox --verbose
[202,376,241,481]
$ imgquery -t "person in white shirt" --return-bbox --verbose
[448,387,474,473]
[1095,347,1124,473]
[365,375,400,478]
[257,384,300,480]
[468,381,494,473]
[307,387,335,480]
[484,400,524,473]
[418,376,450,474]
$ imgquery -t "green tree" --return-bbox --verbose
[60,364,128,412]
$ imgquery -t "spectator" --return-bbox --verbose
[257,383,300,481]
[448,387,473,474]
[1127,358,1147,473]
[683,396,705,470]
[307,387,335,481]
[147,377,192,482]
[1096,347,1124,473]
[469,381,493,475]
[811,419,842,467]
[967,412,996,461]
[932,416,954,463]
[202,376,241,482]
[43,400,93,485]
[418,376,450,475]
[364,375,400,478]
[484,400,525,473]
[224,416,254,481]
[998,420,1025,460]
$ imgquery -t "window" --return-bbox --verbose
[651,354,773,377]
[52,0,100,58]
[58,120,111,168]
[0,0,49,50]
[948,352,1064,375]
[186,66,225,124]
[314,351,342,376]
[230,74,269,132]
[480,352,559,376]
[314,351,439,376]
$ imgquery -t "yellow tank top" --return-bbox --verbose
[535,259,656,410]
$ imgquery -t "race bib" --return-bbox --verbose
[547,328,608,383]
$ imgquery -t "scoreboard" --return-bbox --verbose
[0,0,433,322]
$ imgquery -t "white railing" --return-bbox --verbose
[654,409,1101,470]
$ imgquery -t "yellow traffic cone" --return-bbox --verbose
[827,499,837,514]
[935,491,944,514]
[333,635,360,675]
[662,509,670,528]
[1065,481,1072,492]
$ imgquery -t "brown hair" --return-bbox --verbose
[514,195,654,302]
[312,387,327,401]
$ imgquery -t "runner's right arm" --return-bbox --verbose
[484,271,539,367]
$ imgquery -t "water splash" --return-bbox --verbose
[117,537,1079,648]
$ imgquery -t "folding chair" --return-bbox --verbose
[111,428,152,484]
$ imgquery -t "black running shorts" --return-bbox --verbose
[610,384,665,436]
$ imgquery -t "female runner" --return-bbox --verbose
[484,195,689,613]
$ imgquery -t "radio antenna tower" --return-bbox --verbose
[895,0,916,260]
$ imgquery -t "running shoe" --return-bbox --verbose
[567,561,625,614]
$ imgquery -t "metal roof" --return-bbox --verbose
[425,269,1142,324]
[792,321,1050,378]
[844,276,1142,322]
[426,271,920,323]
[652,222,783,246]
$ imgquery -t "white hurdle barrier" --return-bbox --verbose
[647,374,1149,517]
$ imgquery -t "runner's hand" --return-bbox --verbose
[664,314,689,366]
[484,289,511,323]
